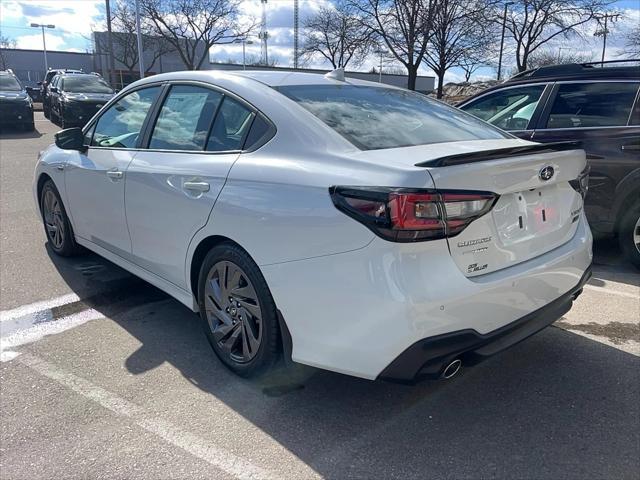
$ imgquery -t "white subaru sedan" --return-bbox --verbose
[34,70,592,382]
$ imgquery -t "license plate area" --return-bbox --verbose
[492,185,565,246]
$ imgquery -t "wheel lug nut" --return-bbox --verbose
[238,315,243,320]
[236,302,240,307]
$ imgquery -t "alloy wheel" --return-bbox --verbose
[43,189,64,249]
[634,216,640,255]
[203,261,263,363]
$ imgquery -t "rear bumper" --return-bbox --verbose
[378,266,592,382]
[262,213,593,380]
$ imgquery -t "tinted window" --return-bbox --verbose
[92,86,160,149]
[0,75,22,91]
[206,97,254,152]
[546,82,639,128]
[62,75,114,94]
[277,85,508,150]
[462,85,545,130]
[150,85,223,151]
[243,114,273,150]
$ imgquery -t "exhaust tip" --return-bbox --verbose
[441,359,462,379]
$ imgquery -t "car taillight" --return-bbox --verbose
[330,186,498,242]
[569,165,590,199]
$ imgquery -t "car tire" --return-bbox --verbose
[618,202,640,270]
[197,243,280,377]
[40,179,80,257]
[43,104,50,119]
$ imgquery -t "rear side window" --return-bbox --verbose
[545,82,639,129]
[206,96,254,152]
[243,114,274,150]
[277,84,508,150]
[462,85,545,131]
[150,85,223,151]
[92,86,160,149]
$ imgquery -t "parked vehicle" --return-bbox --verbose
[459,60,640,268]
[41,68,83,119]
[0,69,34,131]
[34,70,592,382]
[48,72,115,128]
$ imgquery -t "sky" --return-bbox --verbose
[1,0,638,84]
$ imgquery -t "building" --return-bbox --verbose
[1,34,435,92]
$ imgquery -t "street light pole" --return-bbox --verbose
[134,0,145,78]
[30,23,55,72]
[234,38,254,70]
[497,2,513,81]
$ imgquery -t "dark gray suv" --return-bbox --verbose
[459,60,640,268]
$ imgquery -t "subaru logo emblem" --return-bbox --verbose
[539,166,554,181]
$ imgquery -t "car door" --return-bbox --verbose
[531,80,640,233]
[49,75,62,117]
[125,83,256,289]
[64,85,162,256]
[459,83,552,141]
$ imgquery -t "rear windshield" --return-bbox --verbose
[276,84,509,150]
[0,75,22,91]
[62,76,113,94]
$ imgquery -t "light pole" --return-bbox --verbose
[497,2,513,81]
[375,48,388,83]
[134,0,144,78]
[234,38,254,70]
[594,12,620,66]
[30,23,55,72]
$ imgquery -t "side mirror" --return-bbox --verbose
[37,81,43,86]
[55,128,86,152]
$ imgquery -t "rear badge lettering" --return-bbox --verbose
[457,236,491,248]
[467,263,488,274]
[462,246,489,255]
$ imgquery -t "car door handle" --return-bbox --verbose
[106,170,123,180]
[621,144,640,152]
[183,181,210,193]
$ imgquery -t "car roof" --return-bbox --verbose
[504,59,639,84]
[132,69,399,90]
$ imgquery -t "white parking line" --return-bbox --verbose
[0,293,81,322]
[17,353,280,480]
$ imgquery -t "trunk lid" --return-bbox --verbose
[424,142,586,276]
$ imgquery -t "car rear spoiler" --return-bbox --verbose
[415,141,582,167]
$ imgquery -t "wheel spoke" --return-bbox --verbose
[220,324,242,354]
[238,299,261,321]
[231,282,257,302]
[243,319,260,354]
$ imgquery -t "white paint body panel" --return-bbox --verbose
[33,70,593,380]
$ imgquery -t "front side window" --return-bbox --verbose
[206,96,254,152]
[545,82,640,129]
[0,75,22,91]
[462,85,546,131]
[149,85,223,151]
[62,75,114,94]
[277,85,509,150]
[91,86,160,149]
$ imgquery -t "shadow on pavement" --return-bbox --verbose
[0,127,43,140]
[45,244,640,480]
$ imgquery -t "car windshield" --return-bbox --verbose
[62,76,113,94]
[0,75,22,91]
[276,84,509,150]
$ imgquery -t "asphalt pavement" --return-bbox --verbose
[0,114,638,479]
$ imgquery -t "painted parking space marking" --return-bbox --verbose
[17,353,281,480]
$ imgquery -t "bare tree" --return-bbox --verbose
[458,55,485,82]
[500,0,613,72]
[0,36,17,70]
[349,0,435,90]
[141,0,254,70]
[620,25,640,58]
[424,0,495,98]
[527,48,592,67]
[301,3,372,69]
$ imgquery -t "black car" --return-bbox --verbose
[0,70,35,131]
[459,60,640,268]
[48,72,115,128]
[41,68,83,119]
